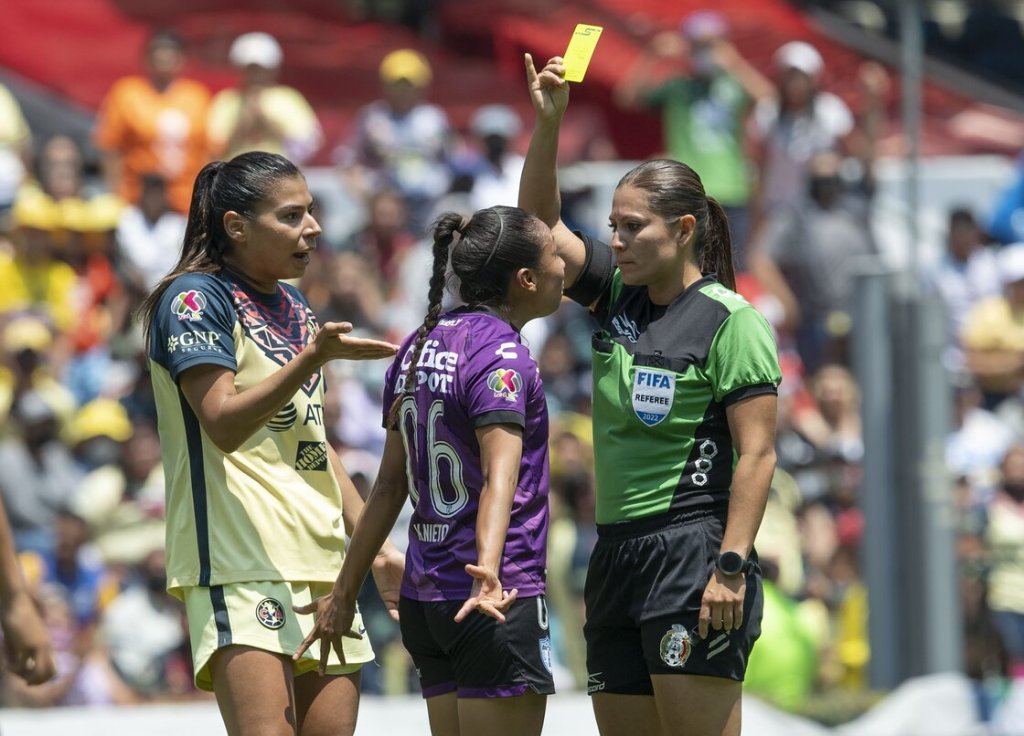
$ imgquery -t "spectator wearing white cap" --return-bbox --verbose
[467,104,525,211]
[207,32,322,163]
[747,41,888,235]
[614,11,774,268]
[961,242,1024,405]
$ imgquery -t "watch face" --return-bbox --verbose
[718,551,744,576]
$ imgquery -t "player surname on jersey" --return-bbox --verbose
[413,523,450,543]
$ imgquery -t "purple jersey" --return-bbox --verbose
[382,308,549,601]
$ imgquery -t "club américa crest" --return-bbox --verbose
[487,368,522,401]
[255,598,286,629]
[659,624,693,668]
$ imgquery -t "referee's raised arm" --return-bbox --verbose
[520,53,587,291]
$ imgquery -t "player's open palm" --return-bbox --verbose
[314,321,398,363]
[454,564,518,624]
[293,591,362,675]
[525,53,569,122]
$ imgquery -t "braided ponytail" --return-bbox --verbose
[386,212,464,428]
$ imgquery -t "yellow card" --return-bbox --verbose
[563,24,603,83]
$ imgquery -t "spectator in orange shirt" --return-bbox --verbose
[94,30,211,213]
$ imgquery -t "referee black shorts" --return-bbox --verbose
[399,595,556,699]
[583,510,763,696]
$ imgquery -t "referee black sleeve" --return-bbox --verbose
[565,231,615,309]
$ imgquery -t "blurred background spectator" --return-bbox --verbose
[465,103,525,210]
[337,48,452,232]
[115,173,186,295]
[0,81,32,217]
[925,207,1002,372]
[207,32,322,164]
[614,10,773,268]
[93,30,210,214]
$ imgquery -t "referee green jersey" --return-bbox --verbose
[568,234,781,524]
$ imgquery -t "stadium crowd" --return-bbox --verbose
[0,9,1023,724]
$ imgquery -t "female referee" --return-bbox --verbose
[520,55,781,736]
[295,205,564,735]
[140,151,402,736]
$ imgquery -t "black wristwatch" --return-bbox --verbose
[717,551,749,577]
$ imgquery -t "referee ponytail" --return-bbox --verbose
[702,196,736,292]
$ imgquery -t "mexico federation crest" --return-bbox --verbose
[659,624,692,669]
[171,289,207,322]
[255,598,286,630]
[487,368,522,401]
[632,368,675,427]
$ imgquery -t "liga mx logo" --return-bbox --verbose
[172,290,207,322]
[255,598,286,630]
[487,368,522,401]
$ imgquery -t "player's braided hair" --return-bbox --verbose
[618,159,736,292]
[386,212,462,429]
[139,151,302,340]
[385,206,545,429]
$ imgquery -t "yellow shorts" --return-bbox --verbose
[183,580,375,692]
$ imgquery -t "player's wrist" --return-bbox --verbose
[301,341,329,371]
[716,550,752,578]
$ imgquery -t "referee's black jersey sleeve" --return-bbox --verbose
[565,231,615,309]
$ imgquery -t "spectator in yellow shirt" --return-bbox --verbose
[962,243,1024,403]
[0,192,76,336]
[207,32,322,164]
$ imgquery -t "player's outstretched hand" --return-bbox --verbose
[292,590,363,675]
[525,53,569,122]
[314,321,398,363]
[454,564,518,624]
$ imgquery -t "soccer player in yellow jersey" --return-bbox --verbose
[139,151,401,736]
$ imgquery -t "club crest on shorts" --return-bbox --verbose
[487,368,522,401]
[632,368,675,426]
[539,636,553,674]
[659,624,693,668]
[256,598,286,629]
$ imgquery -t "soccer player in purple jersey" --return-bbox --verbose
[296,205,565,735]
